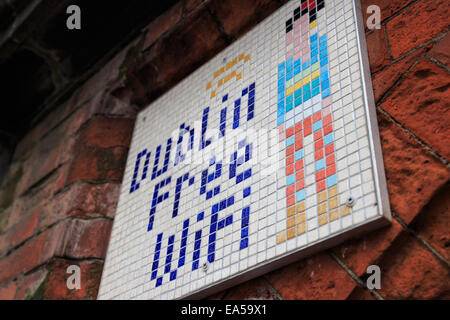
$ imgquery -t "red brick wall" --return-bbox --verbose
[0,0,448,300]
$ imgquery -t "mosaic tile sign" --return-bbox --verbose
[98,0,391,300]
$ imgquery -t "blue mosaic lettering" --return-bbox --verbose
[129,149,151,194]
[151,138,172,180]
[172,173,195,218]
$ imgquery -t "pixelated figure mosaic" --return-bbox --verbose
[98,0,390,300]
[275,0,349,244]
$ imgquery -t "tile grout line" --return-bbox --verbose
[371,33,450,168]
[370,30,448,78]
[219,287,232,300]
[391,212,450,269]
[377,106,449,167]
[372,35,450,168]
[426,53,450,73]
[261,276,284,300]
[378,0,421,26]
[375,51,424,107]
[383,24,394,62]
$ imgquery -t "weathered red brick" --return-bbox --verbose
[53,163,71,194]
[411,183,450,261]
[7,170,58,230]
[361,0,415,25]
[223,278,279,300]
[17,126,66,195]
[206,290,227,300]
[143,2,184,51]
[0,207,10,236]
[206,0,280,39]
[0,221,67,285]
[135,6,227,104]
[80,118,134,149]
[10,209,40,247]
[91,92,138,119]
[12,103,74,163]
[0,210,10,238]
[265,252,356,299]
[39,182,120,231]
[15,268,48,300]
[386,0,450,59]
[377,233,450,299]
[67,146,128,185]
[13,101,85,166]
[366,27,390,73]
[429,32,450,67]
[60,96,137,152]
[64,219,112,259]
[47,108,97,169]
[0,233,7,258]
[5,200,24,232]
[332,219,403,278]
[0,163,23,213]
[372,47,428,103]
[69,42,130,109]
[12,129,38,162]
[32,102,77,142]
[43,259,104,300]
[64,100,97,138]
[381,57,450,160]
[0,208,40,257]
[378,112,450,224]
[347,286,376,300]
[184,0,204,16]
[0,281,17,300]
